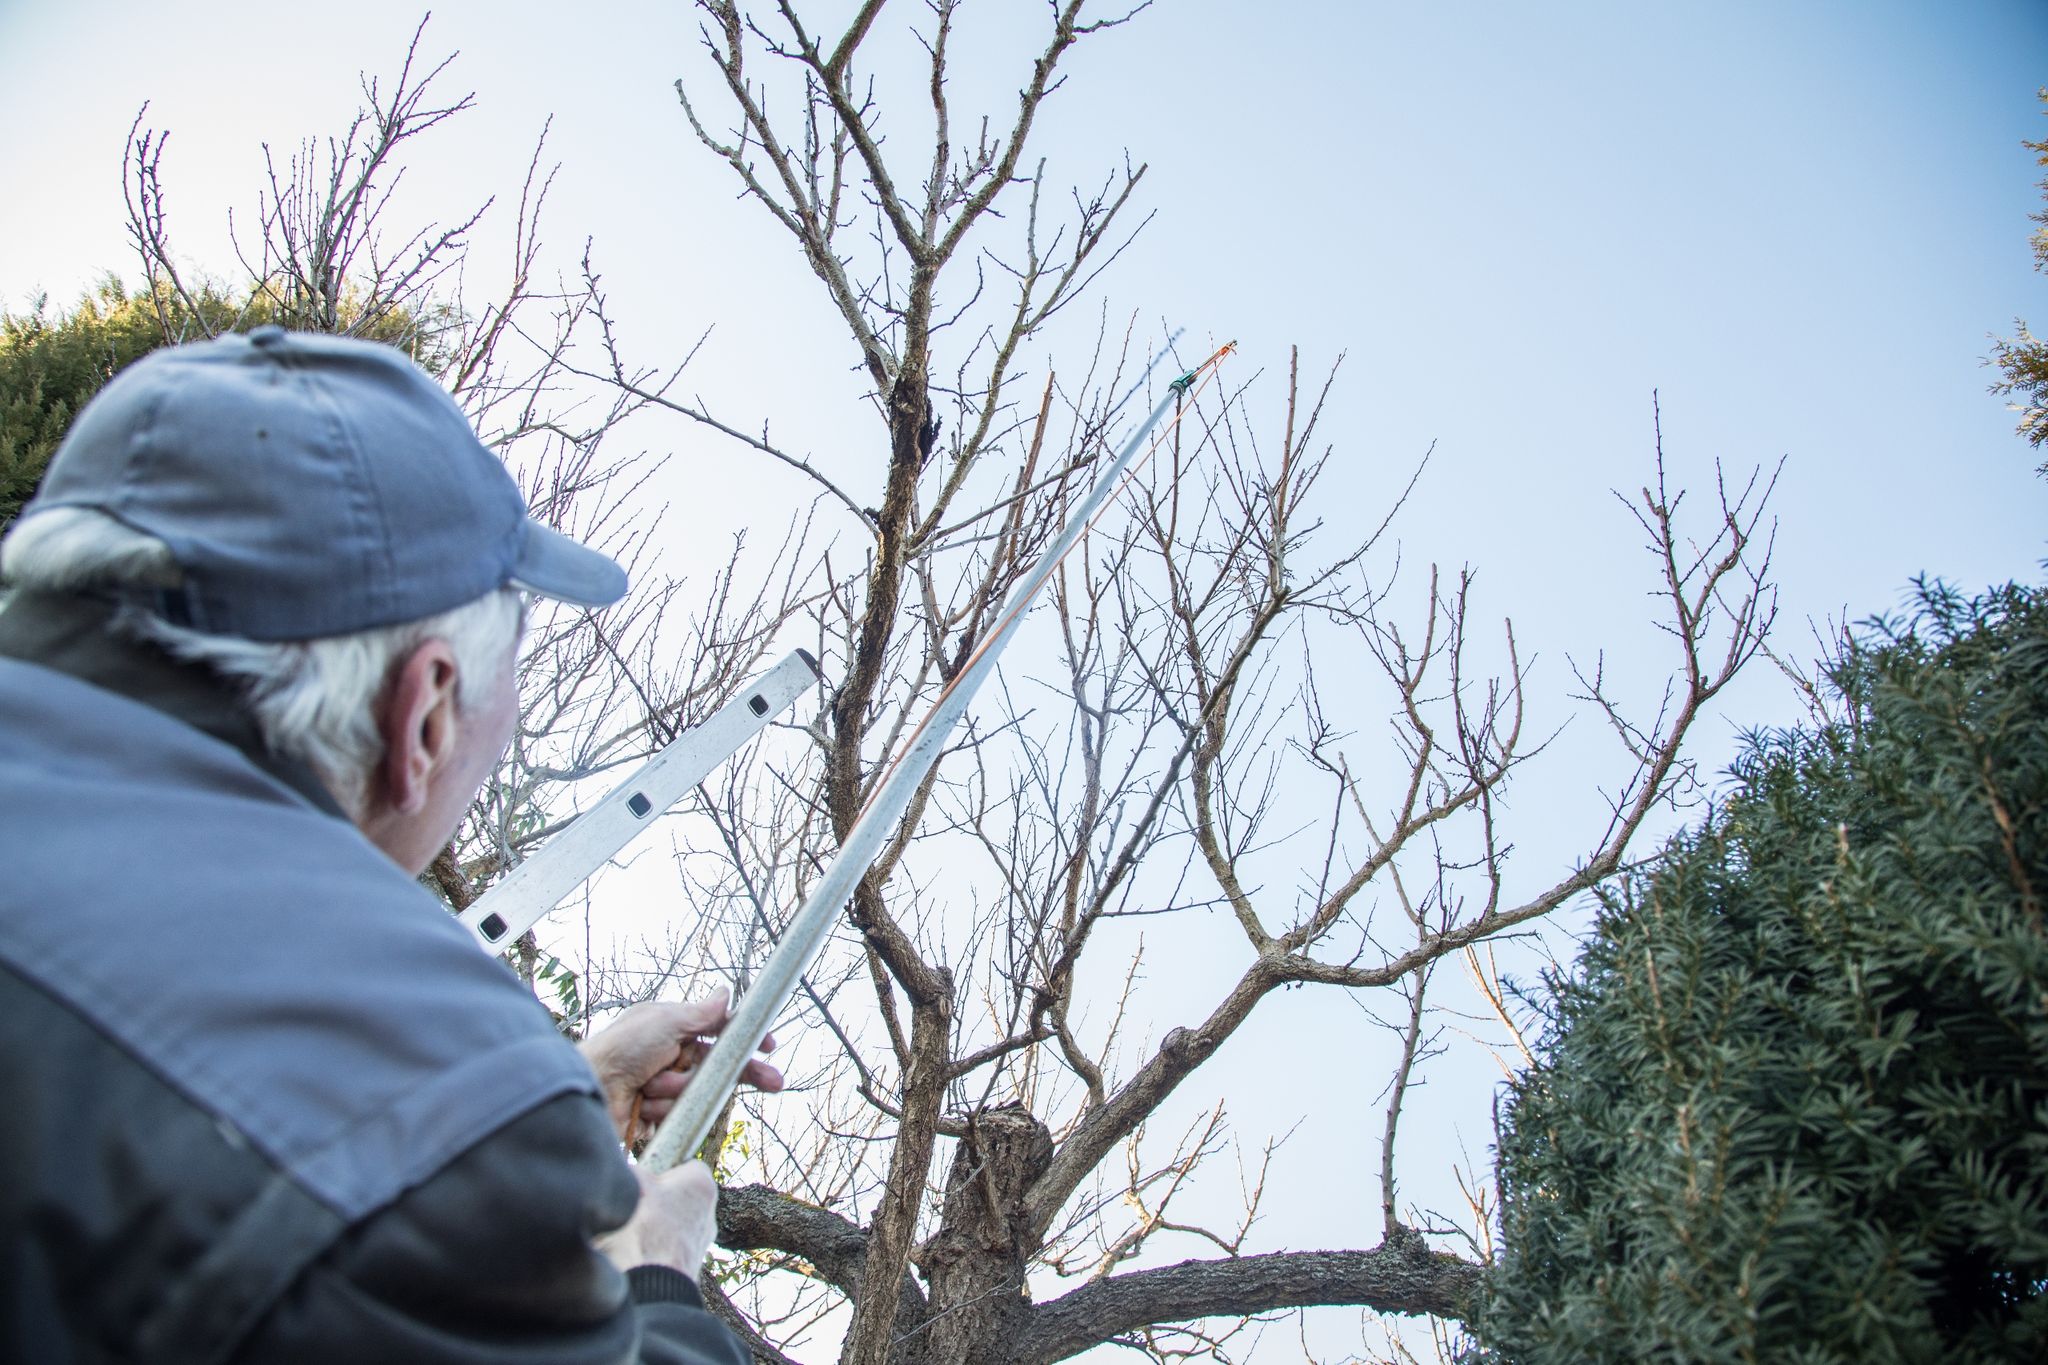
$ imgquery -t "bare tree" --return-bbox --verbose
[535,4,1786,1363]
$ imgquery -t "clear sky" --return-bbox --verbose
[5,0,2043,649]
[5,1,2045,1358]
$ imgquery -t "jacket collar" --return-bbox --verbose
[0,590,349,821]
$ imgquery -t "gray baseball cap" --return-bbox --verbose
[20,325,627,640]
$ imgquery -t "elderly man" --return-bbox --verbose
[0,326,778,1363]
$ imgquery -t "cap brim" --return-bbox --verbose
[508,520,629,609]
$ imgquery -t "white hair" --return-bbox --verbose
[0,507,522,818]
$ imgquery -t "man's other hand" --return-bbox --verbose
[580,992,783,1143]
[594,1160,722,1281]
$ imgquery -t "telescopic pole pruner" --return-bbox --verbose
[642,335,1238,1174]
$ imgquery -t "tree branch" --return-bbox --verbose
[1016,1237,1482,1364]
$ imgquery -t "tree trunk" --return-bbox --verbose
[838,987,953,1365]
[909,1106,1054,1365]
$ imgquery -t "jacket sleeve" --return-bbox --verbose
[234,1093,750,1365]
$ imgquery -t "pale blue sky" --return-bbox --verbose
[5,1,2041,641]
[3,2,2044,1357]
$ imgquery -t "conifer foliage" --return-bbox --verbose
[1,279,443,530]
[0,281,186,529]
[1476,580,2048,1363]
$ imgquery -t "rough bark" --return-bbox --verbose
[716,1183,933,1345]
[1015,1233,1483,1365]
[717,1184,874,1299]
[839,986,953,1365]
[906,1106,1054,1364]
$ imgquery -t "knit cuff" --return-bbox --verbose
[625,1264,705,1308]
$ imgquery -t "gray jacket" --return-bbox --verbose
[0,592,749,1365]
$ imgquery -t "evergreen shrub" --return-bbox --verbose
[1475,580,2048,1363]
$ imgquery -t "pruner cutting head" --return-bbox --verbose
[1168,339,1240,396]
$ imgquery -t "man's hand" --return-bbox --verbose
[580,991,783,1143]
[594,1161,722,1281]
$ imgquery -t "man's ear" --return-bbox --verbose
[376,639,462,816]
